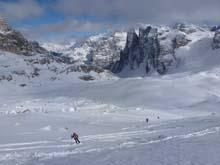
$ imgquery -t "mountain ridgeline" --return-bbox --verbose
[110,24,220,76]
[0,18,111,83]
[0,18,48,56]
[1,17,220,81]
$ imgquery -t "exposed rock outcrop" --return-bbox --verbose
[212,30,220,49]
[111,27,166,75]
[111,25,192,75]
[172,33,191,49]
[211,25,220,32]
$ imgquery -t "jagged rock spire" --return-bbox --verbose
[111,26,165,74]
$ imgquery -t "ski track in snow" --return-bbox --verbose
[0,126,220,162]
[0,129,161,152]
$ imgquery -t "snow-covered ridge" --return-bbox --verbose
[41,40,76,53]
[67,31,127,67]
[40,23,216,77]
[1,21,220,83]
[40,31,127,68]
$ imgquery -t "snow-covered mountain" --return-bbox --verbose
[41,39,76,53]
[66,31,127,68]
[39,23,219,78]
[111,24,212,76]
[1,18,220,83]
[0,19,115,84]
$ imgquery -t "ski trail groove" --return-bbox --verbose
[0,129,160,151]
[0,126,219,154]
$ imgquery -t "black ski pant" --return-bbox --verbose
[75,139,80,144]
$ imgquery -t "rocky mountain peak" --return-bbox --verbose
[211,25,220,32]
[139,26,152,38]
[212,30,220,49]
[126,29,139,48]
[110,25,194,76]
[0,19,48,56]
[69,31,127,68]
[111,26,166,75]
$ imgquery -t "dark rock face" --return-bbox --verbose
[0,18,48,55]
[173,33,191,49]
[118,29,139,71]
[112,26,167,74]
[79,75,96,81]
[212,30,220,49]
[111,26,192,75]
[211,25,220,32]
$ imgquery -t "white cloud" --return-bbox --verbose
[55,0,220,24]
[0,0,44,20]
[1,0,220,41]
[19,19,114,41]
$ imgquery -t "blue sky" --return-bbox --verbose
[0,0,109,41]
[0,0,220,42]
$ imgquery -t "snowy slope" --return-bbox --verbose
[41,40,76,53]
[0,50,116,88]
[1,66,220,165]
[1,24,220,165]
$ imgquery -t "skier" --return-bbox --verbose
[146,118,149,123]
[71,132,80,144]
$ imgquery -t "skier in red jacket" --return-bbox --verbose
[71,132,80,144]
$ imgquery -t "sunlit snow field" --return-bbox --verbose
[1,29,220,165]
[1,72,220,165]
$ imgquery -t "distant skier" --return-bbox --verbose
[146,118,149,123]
[71,132,80,144]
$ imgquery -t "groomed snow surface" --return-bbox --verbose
[1,71,220,165]
[1,30,220,165]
